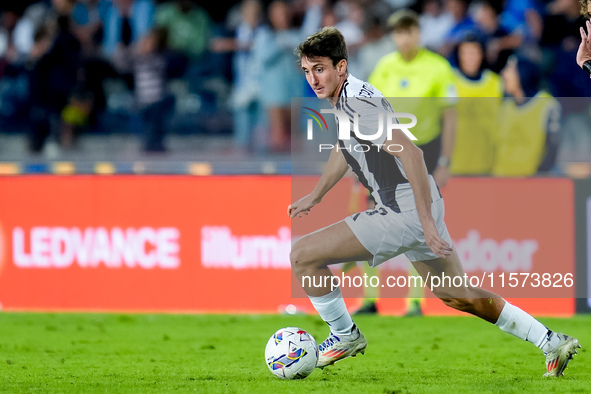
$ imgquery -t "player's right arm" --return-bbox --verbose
[383,132,452,259]
[288,145,349,218]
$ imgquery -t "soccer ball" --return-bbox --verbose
[264,327,318,379]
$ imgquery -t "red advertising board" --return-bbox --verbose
[0,176,575,316]
[0,176,351,313]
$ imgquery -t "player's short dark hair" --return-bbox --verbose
[295,26,348,67]
[387,9,420,32]
[580,0,590,17]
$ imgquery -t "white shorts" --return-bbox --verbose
[344,198,452,267]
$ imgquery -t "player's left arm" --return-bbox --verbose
[383,132,452,258]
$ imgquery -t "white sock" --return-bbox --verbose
[309,287,355,337]
[495,301,554,352]
[538,331,562,354]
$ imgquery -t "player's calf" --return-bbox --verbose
[431,283,476,312]
[438,296,475,313]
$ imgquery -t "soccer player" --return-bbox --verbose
[290,26,581,376]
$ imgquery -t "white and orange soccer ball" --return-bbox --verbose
[264,327,318,379]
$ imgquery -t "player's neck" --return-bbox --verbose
[400,48,419,62]
[328,73,349,106]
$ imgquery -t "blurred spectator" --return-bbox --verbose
[541,0,588,96]
[441,0,477,56]
[211,0,265,150]
[71,0,104,53]
[500,0,539,34]
[27,14,82,153]
[156,0,210,58]
[25,28,52,152]
[60,86,94,149]
[334,1,365,49]
[353,12,396,80]
[0,8,34,128]
[0,0,75,68]
[155,0,211,84]
[102,0,154,75]
[0,9,34,68]
[18,0,69,44]
[321,4,337,26]
[493,55,561,176]
[474,0,521,72]
[335,0,369,76]
[452,35,502,96]
[221,0,265,151]
[451,35,502,175]
[2,1,80,133]
[65,0,117,138]
[132,27,175,152]
[28,0,80,39]
[250,0,322,152]
[419,0,455,52]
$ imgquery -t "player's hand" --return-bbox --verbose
[433,166,451,189]
[577,20,591,68]
[422,219,453,259]
[288,194,320,218]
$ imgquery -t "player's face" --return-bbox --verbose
[392,27,420,55]
[458,42,483,76]
[301,56,347,99]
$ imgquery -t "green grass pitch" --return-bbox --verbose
[0,312,589,393]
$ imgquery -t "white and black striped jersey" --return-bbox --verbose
[335,74,442,213]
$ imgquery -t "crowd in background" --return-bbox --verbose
[0,0,588,156]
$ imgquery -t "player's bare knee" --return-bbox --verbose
[290,241,317,273]
[289,246,305,273]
